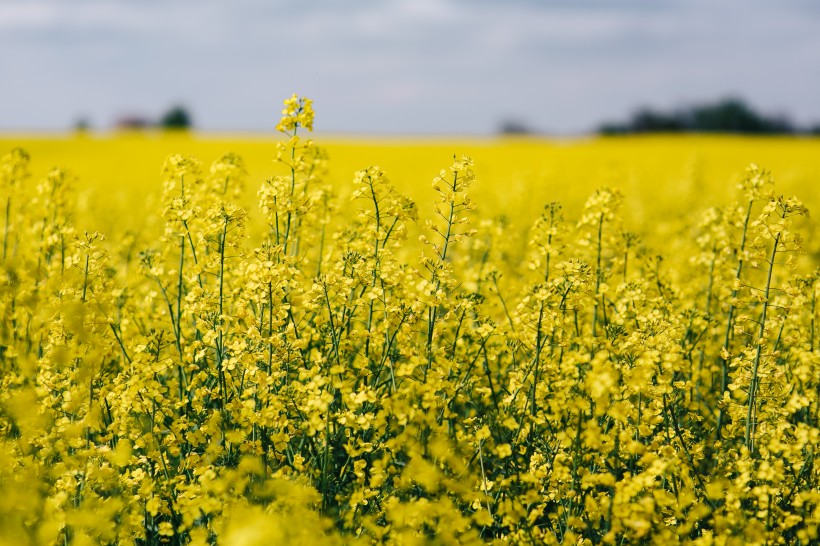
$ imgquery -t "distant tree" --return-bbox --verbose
[685,98,793,134]
[115,115,151,130]
[598,123,629,135]
[73,118,91,132]
[630,108,685,132]
[498,119,535,135]
[160,106,192,130]
[597,97,796,135]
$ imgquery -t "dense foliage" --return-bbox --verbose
[1,96,819,545]
[599,98,798,135]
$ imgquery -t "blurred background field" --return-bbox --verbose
[2,133,817,254]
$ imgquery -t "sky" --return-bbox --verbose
[1,0,819,135]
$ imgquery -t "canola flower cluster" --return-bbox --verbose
[1,96,819,545]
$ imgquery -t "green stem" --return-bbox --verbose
[81,254,89,303]
[2,196,10,261]
[426,170,459,368]
[716,199,754,438]
[216,220,229,436]
[745,224,782,452]
[176,235,185,344]
[592,212,604,337]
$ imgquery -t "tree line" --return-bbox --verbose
[598,98,819,135]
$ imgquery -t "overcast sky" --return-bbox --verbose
[1,0,819,134]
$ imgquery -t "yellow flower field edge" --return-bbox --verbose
[1,96,819,545]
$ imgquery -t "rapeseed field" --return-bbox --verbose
[1,96,819,545]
